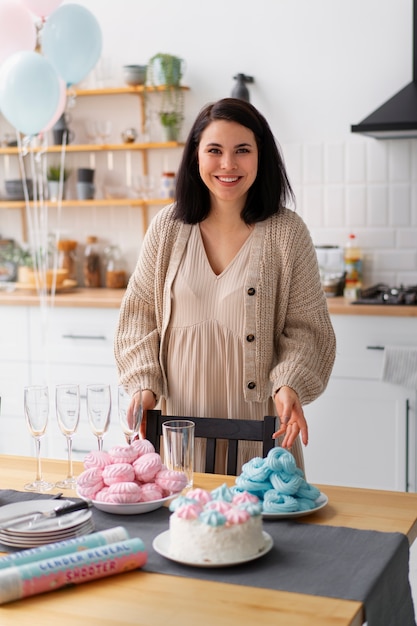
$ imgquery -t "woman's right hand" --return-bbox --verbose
[131,389,156,438]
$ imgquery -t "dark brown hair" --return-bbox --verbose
[174,98,294,224]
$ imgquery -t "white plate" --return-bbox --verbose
[261,492,328,519]
[0,500,92,533]
[153,530,273,568]
[78,493,176,515]
[0,520,95,548]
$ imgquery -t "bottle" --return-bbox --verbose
[57,239,77,282]
[83,236,101,287]
[104,244,127,289]
[343,233,363,299]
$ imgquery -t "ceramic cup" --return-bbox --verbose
[162,419,195,489]
[76,182,95,200]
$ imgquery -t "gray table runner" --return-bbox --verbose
[0,490,415,626]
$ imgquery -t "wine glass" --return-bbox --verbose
[118,386,142,445]
[96,120,112,144]
[85,120,98,144]
[86,384,111,450]
[55,384,80,489]
[24,385,54,492]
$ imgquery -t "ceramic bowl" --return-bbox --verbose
[123,65,147,86]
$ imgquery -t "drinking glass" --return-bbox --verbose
[118,386,142,445]
[24,385,54,492]
[55,384,80,489]
[86,384,111,450]
[162,420,195,489]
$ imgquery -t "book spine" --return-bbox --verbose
[0,537,147,604]
[0,526,130,570]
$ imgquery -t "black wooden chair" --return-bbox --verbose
[145,409,276,475]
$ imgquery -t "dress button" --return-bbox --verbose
[246,334,255,342]
[247,381,256,390]
[247,287,256,296]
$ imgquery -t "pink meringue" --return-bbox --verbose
[77,467,104,493]
[140,483,164,502]
[83,450,112,470]
[108,444,138,464]
[155,469,188,495]
[133,452,162,483]
[107,481,142,503]
[131,438,155,456]
[102,462,135,486]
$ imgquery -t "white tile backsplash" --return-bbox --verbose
[282,138,417,287]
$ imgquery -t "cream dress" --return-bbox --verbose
[165,224,304,474]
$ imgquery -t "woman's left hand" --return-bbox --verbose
[273,386,308,448]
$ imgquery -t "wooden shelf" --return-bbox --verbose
[0,141,184,155]
[70,85,190,97]
[0,198,168,209]
[0,198,170,241]
[0,84,188,241]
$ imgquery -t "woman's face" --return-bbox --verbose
[197,120,258,208]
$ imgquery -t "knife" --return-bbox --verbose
[0,500,92,531]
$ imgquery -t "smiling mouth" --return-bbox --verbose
[216,176,240,183]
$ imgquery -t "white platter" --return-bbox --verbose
[261,492,328,519]
[77,492,176,515]
[153,530,273,568]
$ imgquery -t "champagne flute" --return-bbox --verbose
[55,384,80,489]
[24,385,54,492]
[118,386,142,445]
[86,384,111,450]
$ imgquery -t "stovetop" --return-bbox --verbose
[353,284,417,305]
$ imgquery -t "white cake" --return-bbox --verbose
[168,484,265,564]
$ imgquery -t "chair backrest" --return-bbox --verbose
[146,410,276,475]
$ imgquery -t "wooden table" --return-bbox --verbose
[1,455,417,626]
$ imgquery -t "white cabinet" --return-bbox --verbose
[303,315,417,492]
[0,304,125,461]
[28,305,125,460]
[0,307,32,456]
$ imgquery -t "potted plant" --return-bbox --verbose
[146,53,185,142]
[159,110,183,141]
[47,165,70,201]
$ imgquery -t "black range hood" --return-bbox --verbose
[351,0,417,139]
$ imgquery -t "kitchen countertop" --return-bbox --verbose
[1,287,417,316]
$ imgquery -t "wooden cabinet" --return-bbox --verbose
[303,315,417,492]
[0,85,189,241]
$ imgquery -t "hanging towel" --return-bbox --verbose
[381,345,417,389]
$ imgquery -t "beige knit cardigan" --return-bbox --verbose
[114,204,336,407]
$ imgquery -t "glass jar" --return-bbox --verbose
[160,171,176,199]
[104,245,127,289]
[83,236,101,287]
[57,239,77,281]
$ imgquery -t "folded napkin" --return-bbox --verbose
[382,345,417,389]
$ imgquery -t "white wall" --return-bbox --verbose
[1,0,416,287]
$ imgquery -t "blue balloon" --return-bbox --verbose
[0,51,60,136]
[42,4,102,87]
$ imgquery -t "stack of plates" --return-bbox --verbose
[0,500,95,548]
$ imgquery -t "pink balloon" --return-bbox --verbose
[21,0,63,19]
[0,0,37,65]
[41,77,66,132]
